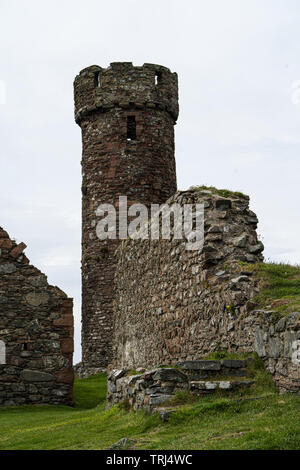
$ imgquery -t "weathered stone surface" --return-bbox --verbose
[249,242,264,254]
[221,360,247,369]
[128,374,143,386]
[0,263,17,274]
[269,337,281,358]
[26,292,50,306]
[178,361,221,371]
[109,369,126,382]
[189,380,253,393]
[254,328,266,357]
[20,370,54,382]
[55,368,74,385]
[232,233,248,248]
[149,394,173,406]
[275,317,286,332]
[152,368,188,383]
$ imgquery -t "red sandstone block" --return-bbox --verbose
[61,299,73,308]
[22,255,30,265]
[53,315,73,327]
[55,368,74,385]
[60,306,73,315]
[0,238,13,250]
[61,338,74,354]
[10,242,27,259]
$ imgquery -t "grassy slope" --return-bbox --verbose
[239,262,300,317]
[0,368,299,450]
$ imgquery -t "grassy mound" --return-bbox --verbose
[240,262,300,317]
[189,185,248,199]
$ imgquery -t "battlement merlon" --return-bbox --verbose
[74,62,179,124]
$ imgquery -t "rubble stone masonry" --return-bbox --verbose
[0,227,74,406]
[112,189,300,393]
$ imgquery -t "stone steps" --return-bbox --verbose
[107,359,256,411]
[177,359,249,380]
[189,379,254,395]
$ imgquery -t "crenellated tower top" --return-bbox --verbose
[74,62,179,124]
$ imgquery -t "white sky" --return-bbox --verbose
[1,0,300,363]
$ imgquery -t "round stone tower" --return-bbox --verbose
[74,62,179,370]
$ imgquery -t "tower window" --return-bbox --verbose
[22,343,28,351]
[155,71,162,86]
[94,72,101,88]
[127,116,136,141]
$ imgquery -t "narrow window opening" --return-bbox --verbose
[94,72,100,88]
[22,343,28,351]
[127,116,136,141]
[155,71,162,86]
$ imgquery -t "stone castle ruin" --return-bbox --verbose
[0,61,298,408]
[74,62,299,404]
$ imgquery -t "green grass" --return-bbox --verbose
[0,370,299,450]
[189,185,248,199]
[239,262,300,317]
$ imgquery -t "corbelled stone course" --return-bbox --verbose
[74,62,179,124]
[0,227,74,406]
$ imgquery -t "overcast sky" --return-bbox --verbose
[1,0,300,363]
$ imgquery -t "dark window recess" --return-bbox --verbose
[155,71,162,86]
[127,116,136,141]
[22,343,28,351]
[94,72,100,88]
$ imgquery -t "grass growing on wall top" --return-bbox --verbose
[0,372,299,450]
[189,185,248,199]
[240,262,300,317]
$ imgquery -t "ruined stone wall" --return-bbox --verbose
[113,189,300,393]
[107,361,255,412]
[74,62,178,370]
[0,227,74,406]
